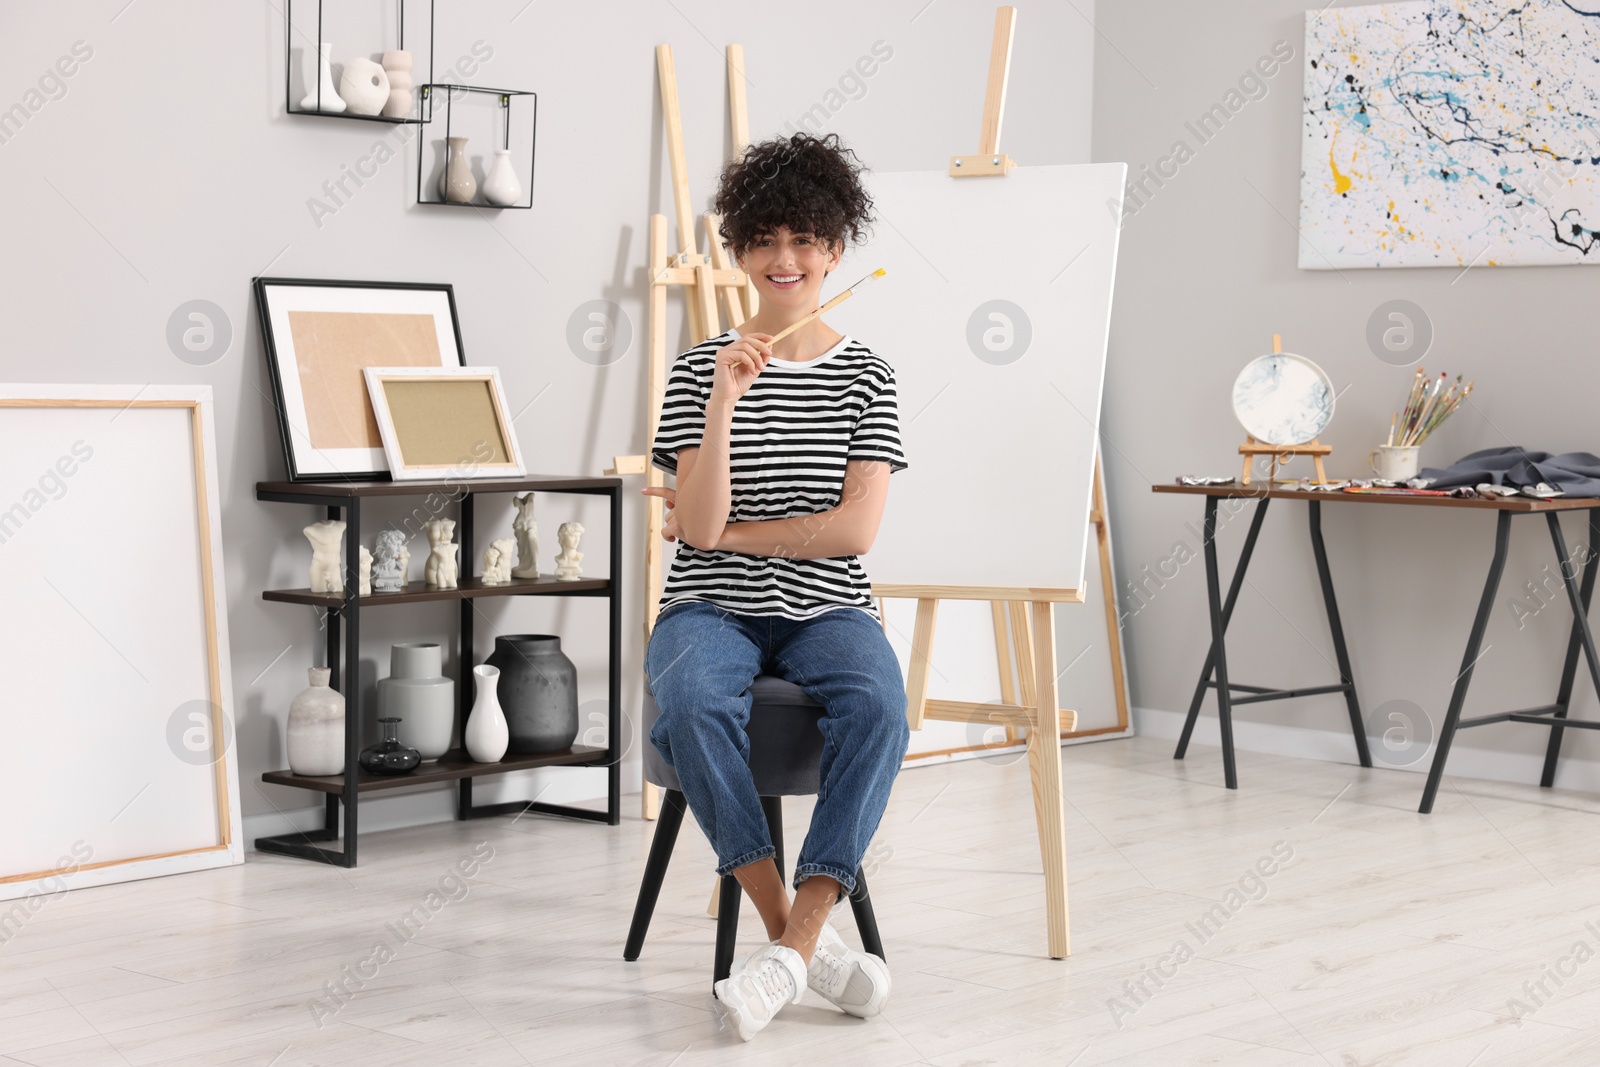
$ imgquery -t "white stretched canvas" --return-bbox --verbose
[0,385,242,904]
[1300,0,1600,269]
[834,163,1127,600]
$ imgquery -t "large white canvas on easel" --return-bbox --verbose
[834,164,1127,598]
[0,385,242,902]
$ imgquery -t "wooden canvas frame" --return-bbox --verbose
[0,385,242,902]
[363,365,526,481]
[253,277,467,481]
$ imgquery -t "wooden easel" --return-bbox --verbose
[1239,334,1332,486]
[605,43,760,821]
[868,4,1084,959]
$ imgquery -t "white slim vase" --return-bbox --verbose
[465,664,509,762]
[300,42,347,113]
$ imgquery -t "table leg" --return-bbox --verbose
[1176,496,1270,762]
[1541,509,1600,788]
[1308,500,1371,768]
[1420,510,1512,814]
[1203,497,1238,788]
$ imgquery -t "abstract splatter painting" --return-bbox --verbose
[1300,0,1600,268]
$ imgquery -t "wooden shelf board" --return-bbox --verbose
[256,475,619,498]
[262,745,608,795]
[263,575,609,607]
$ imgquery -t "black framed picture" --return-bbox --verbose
[252,277,467,481]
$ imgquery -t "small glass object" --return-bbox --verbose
[359,716,422,775]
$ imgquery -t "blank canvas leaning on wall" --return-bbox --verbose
[834,163,1127,598]
[0,385,242,902]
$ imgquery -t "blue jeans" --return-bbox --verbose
[644,601,911,894]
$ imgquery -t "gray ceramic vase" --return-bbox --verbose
[379,643,455,761]
[485,634,578,753]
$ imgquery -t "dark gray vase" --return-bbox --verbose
[485,634,579,753]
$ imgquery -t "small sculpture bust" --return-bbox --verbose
[372,529,406,593]
[482,537,516,584]
[511,492,540,579]
[554,521,585,581]
[358,545,373,596]
[304,519,346,594]
[424,518,459,589]
[396,539,411,586]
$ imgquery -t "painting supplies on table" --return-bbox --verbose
[767,268,887,344]
[1388,367,1473,447]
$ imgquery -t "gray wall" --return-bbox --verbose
[1093,0,1600,788]
[0,2,1095,837]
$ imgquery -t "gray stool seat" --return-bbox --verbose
[625,672,886,987]
[641,674,826,797]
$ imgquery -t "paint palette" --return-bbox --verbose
[1232,353,1335,446]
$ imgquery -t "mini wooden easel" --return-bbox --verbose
[1239,334,1332,486]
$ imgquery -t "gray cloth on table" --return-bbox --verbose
[1418,446,1600,497]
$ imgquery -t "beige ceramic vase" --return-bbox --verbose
[440,137,476,203]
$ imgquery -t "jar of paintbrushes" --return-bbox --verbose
[1370,367,1473,481]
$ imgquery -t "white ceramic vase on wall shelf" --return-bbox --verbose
[340,56,390,116]
[299,43,346,113]
[465,664,508,762]
[381,50,413,118]
[482,150,523,207]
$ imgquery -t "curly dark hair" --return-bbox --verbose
[712,132,875,263]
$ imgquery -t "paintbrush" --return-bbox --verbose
[767,268,887,345]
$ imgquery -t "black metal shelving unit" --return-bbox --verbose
[254,474,622,868]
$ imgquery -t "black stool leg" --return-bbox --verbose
[760,795,784,880]
[713,875,742,987]
[848,867,886,962]
[623,789,686,961]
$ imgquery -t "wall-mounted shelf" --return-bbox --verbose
[416,84,537,209]
[254,474,622,867]
[284,0,434,125]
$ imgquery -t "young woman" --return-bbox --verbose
[641,131,910,1041]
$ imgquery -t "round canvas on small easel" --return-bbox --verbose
[1232,353,1335,446]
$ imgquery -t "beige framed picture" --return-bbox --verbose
[363,366,526,481]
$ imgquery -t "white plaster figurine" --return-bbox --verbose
[481,538,516,585]
[396,538,411,588]
[358,545,373,596]
[512,492,540,578]
[372,530,406,593]
[303,519,346,594]
[554,521,585,581]
[424,518,459,589]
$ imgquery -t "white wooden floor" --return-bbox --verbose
[5,736,1600,1066]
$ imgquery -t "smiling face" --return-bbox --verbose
[738,225,843,309]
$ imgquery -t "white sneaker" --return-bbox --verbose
[713,943,806,1041]
[805,921,891,1017]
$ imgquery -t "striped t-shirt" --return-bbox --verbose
[650,328,909,622]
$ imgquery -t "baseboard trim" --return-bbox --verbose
[1134,704,1600,796]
